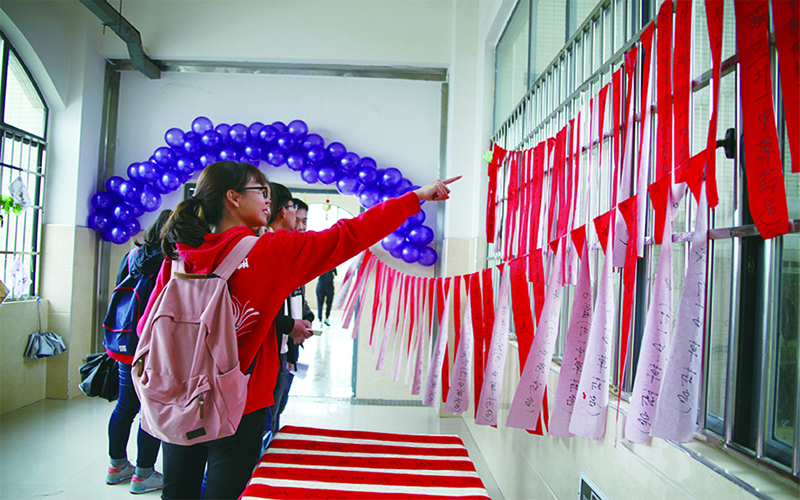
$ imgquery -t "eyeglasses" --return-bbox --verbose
[240,186,269,199]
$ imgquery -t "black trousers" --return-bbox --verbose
[316,282,334,319]
[161,408,266,500]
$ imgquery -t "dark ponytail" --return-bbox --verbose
[161,161,267,260]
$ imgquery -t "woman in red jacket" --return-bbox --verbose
[144,160,456,499]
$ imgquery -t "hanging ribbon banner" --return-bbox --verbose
[674,0,693,180]
[476,266,511,425]
[424,286,452,407]
[704,0,724,208]
[772,0,800,173]
[734,0,791,239]
[445,294,474,414]
[656,0,674,179]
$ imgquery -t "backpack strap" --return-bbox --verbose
[213,235,259,280]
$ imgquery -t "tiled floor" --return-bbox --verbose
[0,310,502,500]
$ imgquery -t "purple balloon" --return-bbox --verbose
[359,188,381,208]
[287,120,308,139]
[183,135,204,156]
[88,211,111,232]
[357,165,378,185]
[201,130,223,151]
[140,184,162,212]
[267,147,285,166]
[161,170,182,192]
[137,161,161,183]
[91,191,115,212]
[327,142,346,160]
[301,133,325,150]
[381,232,405,251]
[336,175,360,196]
[199,153,218,168]
[396,178,413,193]
[301,166,319,184]
[192,117,214,135]
[339,152,360,173]
[318,165,337,185]
[152,177,170,194]
[407,210,426,226]
[243,142,263,161]
[228,124,250,145]
[154,147,176,167]
[125,218,141,236]
[215,123,231,142]
[107,224,130,245]
[418,247,438,266]
[379,167,402,190]
[389,246,404,259]
[271,121,287,134]
[218,146,241,162]
[118,180,143,203]
[360,157,377,169]
[249,122,264,139]
[127,163,141,181]
[175,155,198,174]
[306,145,328,164]
[407,225,434,246]
[259,125,278,145]
[111,203,134,224]
[380,190,398,204]
[165,128,185,148]
[400,243,420,264]
[277,133,296,151]
[106,175,125,194]
[286,152,306,171]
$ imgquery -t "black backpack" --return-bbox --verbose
[102,248,159,356]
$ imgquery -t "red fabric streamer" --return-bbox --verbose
[468,273,484,420]
[597,83,610,174]
[440,277,452,404]
[369,261,385,346]
[771,0,800,173]
[593,210,614,254]
[735,0,791,239]
[480,268,495,378]
[505,152,521,260]
[656,0,674,179]
[674,0,692,182]
[617,195,639,392]
[571,224,587,258]
[682,150,707,203]
[648,173,673,245]
[612,69,622,203]
[555,126,570,241]
[704,0,724,208]
[519,149,532,257]
[547,137,559,244]
[509,257,534,371]
[486,144,506,244]
[529,142,546,251]
[529,248,546,322]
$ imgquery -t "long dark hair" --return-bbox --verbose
[266,182,293,226]
[136,209,172,248]
[162,161,267,259]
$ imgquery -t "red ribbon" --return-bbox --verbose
[674,0,693,182]
[612,69,622,205]
[593,209,614,254]
[486,144,506,244]
[656,0,674,179]
[571,224,587,258]
[554,126,569,241]
[519,149,532,257]
[735,0,791,239]
[648,173,673,245]
[369,261,385,346]
[528,248,546,322]
[704,0,724,208]
[772,0,800,173]
[530,142,546,250]
[509,257,534,371]
[439,277,452,404]
[505,152,521,260]
[468,272,484,420]
[617,195,639,393]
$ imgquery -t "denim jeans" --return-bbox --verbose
[107,361,161,468]
[161,408,266,500]
[269,361,295,436]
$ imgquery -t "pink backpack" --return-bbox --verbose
[132,236,258,446]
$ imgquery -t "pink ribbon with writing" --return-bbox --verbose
[445,295,474,414]
[476,265,511,425]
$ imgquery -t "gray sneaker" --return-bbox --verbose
[106,461,134,484]
[129,471,163,494]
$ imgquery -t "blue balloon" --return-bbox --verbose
[137,161,161,183]
[327,142,346,160]
[267,147,285,166]
[199,153,218,168]
[140,184,162,212]
[407,225,434,246]
[175,156,198,174]
[271,121,287,134]
[287,120,308,139]
[379,167,402,190]
[301,165,319,184]
[243,142,263,161]
[400,243,420,264]
[249,122,264,139]
[381,232,405,251]
[165,128,185,148]
[106,175,125,194]
[161,170,182,192]
[127,163,141,181]
[389,246,404,259]
[396,178,413,193]
[228,123,250,145]
[183,135,204,156]
[201,130,223,151]
[125,218,141,236]
[88,211,111,232]
[301,133,325,150]
[91,191,115,212]
[277,133,296,151]
[215,123,231,142]
[340,152,360,173]
[306,145,328,164]
[154,147,176,167]
[360,157,377,170]
[258,125,278,145]
[407,210,426,226]
[359,188,381,208]
[218,146,241,162]
[318,165,338,185]
[357,165,378,186]
[192,117,214,135]
[152,177,170,194]
[107,224,130,245]
[118,180,143,203]
[418,246,438,266]
[336,175,360,196]
[286,152,306,171]
[111,203,134,223]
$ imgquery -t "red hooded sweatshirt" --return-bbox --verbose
[138,192,421,415]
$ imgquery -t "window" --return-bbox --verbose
[0,32,48,298]
[491,0,798,479]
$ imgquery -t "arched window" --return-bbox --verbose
[0,31,47,299]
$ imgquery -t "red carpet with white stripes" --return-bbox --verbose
[240,425,492,499]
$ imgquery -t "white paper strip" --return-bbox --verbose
[424,287,452,406]
[475,266,511,425]
[445,296,474,414]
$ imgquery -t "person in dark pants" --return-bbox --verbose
[316,267,337,326]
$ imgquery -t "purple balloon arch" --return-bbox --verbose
[87,117,438,266]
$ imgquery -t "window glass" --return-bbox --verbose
[530,0,566,86]
[773,233,798,448]
[4,51,46,138]
[706,238,732,430]
[495,0,531,132]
